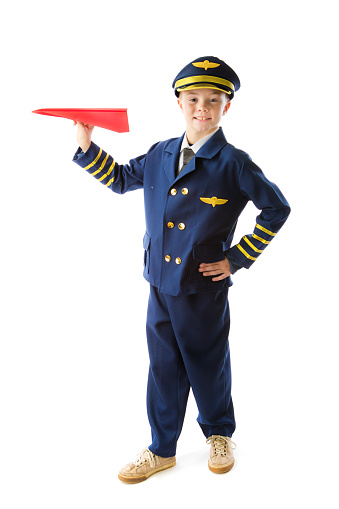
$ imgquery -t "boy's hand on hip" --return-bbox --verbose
[73,121,95,153]
[199,257,231,281]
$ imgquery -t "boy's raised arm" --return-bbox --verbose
[72,126,147,195]
[74,121,95,153]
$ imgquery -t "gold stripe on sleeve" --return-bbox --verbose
[244,236,264,253]
[99,161,115,182]
[106,176,115,187]
[84,148,103,170]
[91,153,109,176]
[253,234,271,245]
[236,244,257,261]
[255,223,277,236]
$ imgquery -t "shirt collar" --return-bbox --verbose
[180,127,219,154]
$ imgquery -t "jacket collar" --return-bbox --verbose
[163,134,184,183]
[163,128,228,183]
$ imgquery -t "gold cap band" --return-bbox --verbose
[176,84,231,95]
[174,74,235,92]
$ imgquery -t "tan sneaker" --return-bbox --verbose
[118,448,176,484]
[206,435,236,474]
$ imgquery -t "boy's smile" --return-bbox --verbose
[177,88,231,144]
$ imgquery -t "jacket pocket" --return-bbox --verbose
[143,233,151,274]
[186,244,225,283]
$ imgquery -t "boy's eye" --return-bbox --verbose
[187,96,220,103]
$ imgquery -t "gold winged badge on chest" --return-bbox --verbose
[200,196,228,208]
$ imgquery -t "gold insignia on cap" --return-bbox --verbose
[193,60,220,71]
[200,196,228,208]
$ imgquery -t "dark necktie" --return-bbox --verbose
[179,147,194,175]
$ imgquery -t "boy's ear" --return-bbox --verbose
[223,101,231,116]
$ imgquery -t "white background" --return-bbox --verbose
[1,0,338,507]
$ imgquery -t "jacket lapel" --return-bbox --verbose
[194,128,228,160]
[163,134,184,183]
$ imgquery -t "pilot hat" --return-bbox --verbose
[172,56,240,99]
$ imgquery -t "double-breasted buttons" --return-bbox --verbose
[166,187,187,267]
[164,255,182,265]
[167,222,186,230]
[171,188,188,195]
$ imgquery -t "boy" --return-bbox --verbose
[73,56,290,483]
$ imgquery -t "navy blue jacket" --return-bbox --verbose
[73,128,290,296]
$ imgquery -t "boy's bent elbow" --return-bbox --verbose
[282,203,291,218]
[284,203,292,220]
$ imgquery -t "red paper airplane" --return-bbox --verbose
[32,108,129,133]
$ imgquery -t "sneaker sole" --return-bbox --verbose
[208,458,234,474]
[118,460,176,484]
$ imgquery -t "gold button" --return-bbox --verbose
[167,222,175,228]
[165,255,171,262]
[175,257,182,265]
[178,223,186,230]
[170,188,177,196]
[182,188,189,195]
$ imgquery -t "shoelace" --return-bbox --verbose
[134,448,160,469]
[206,435,237,456]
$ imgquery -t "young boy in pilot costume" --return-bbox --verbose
[73,56,290,483]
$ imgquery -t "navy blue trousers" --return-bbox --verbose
[146,285,235,458]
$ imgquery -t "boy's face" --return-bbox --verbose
[177,88,231,144]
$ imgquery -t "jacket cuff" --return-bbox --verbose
[225,250,243,274]
[72,141,100,167]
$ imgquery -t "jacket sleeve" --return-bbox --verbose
[72,141,147,194]
[226,156,291,272]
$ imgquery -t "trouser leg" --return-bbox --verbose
[166,290,235,439]
[146,286,190,457]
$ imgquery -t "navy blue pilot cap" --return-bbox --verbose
[172,56,240,99]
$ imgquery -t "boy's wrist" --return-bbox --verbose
[81,142,91,153]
